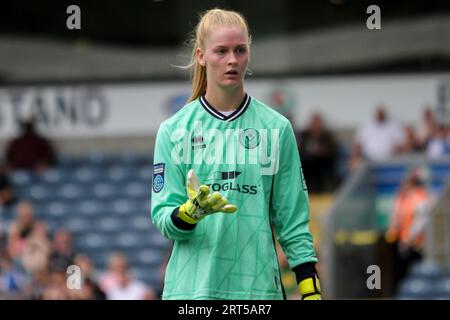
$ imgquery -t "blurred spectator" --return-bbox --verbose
[41,270,69,300]
[347,142,364,172]
[21,222,52,275]
[68,254,106,300]
[100,252,156,300]
[4,117,56,172]
[417,107,437,149]
[106,269,156,300]
[400,125,422,154]
[385,166,433,293]
[49,229,76,272]
[298,113,338,193]
[426,124,450,159]
[0,251,29,298]
[26,267,51,300]
[354,106,405,161]
[6,223,27,261]
[9,201,37,241]
[1,174,19,242]
[6,201,39,263]
[99,252,128,294]
[0,174,19,213]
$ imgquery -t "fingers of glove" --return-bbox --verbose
[206,192,223,205]
[209,197,229,212]
[206,192,237,213]
[186,169,200,198]
[220,204,237,213]
[195,185,210,205]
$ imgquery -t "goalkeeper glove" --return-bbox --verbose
[177,169,237,224]
[299,274,322,300]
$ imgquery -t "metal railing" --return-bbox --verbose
[425,179,450,269]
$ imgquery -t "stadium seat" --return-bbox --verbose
[97,217,126,233]
[10,170,34,186]
[131,267,161,289]
[66,217,94,234]
[73,167,101,183]
[397,278,435,299]
[57,183,85,201]
[409,260,443,280]
[92,183,119,199]
[45,201,72,219]
[150,231,170,250]
[131,215,151,231]
[124,182,149,199]
[131,249,161,266]
[105,166,130,183]
[115,232,147,249]
[38,168,66,185]
[433,277,450,299]
[77,200,106,217]
[137,167,153,183]
[75,233,112,252]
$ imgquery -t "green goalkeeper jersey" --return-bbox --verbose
[151,94,317,300]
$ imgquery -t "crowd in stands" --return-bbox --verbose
[349,105,450,171]
[296,104,450,194]
[0,118,159,300]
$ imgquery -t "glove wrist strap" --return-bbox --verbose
[299,275,321,299]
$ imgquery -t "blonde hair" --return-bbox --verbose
[184,8,251,103]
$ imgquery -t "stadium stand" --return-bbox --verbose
[324,156,450,299]
[3,152,170,292]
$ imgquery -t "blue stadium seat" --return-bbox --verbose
[28,185,54,203]
[56,183,85,201]
[106,166,130,183]
[131,215,151,232]
[44,201,72,219]
[110,199,136,216]
[136,167,153,183]
[131,267,161,288]
[87,251,110,269]
[433,277,450,299]
[76,200,106,217]
[38,168,66,185]
[66,217,94,234]
[97,217,125,233]
[92,183,120,199]
[115,232,146,249]
[10,170,34,187]
[128,249,161,266]
[150,231,170,250]
[73,167,101,184]
[409,260,443,280]
[75,233,112,252]
[124,182,149,199]
[397,278,435,299]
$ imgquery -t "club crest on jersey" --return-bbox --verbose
[239,128,260,149]
[153,163,165,193]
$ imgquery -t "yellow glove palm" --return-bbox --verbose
[299,275,322,300]
[178,169,237,224]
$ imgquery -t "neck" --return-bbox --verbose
[204,85,245,112]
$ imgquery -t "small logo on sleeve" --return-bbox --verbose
[153,163,165,193]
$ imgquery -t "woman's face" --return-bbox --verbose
[197,26,249,91]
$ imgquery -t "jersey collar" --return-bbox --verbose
[200,94,251,122]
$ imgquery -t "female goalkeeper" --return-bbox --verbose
[151,8,321,300]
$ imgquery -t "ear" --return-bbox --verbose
[196,47,206,67]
